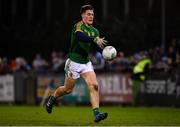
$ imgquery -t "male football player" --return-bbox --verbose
[46,4,108,123]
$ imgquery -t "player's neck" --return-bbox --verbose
[82,20,91,27]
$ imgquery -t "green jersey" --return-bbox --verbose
[68,21,99,64]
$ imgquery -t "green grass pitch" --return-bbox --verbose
[0,105,180,126]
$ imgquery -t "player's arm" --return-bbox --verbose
[75,22,93,43]
[76,31,103,52]
[76,32,107,50]
[75,23,107,47]
[76,31,107,48]
[93,28,107,48]
[75,31,94,43]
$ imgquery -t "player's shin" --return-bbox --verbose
[53,86,67,98]
[46,86,67,114]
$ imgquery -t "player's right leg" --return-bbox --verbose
[46,76,76,114]
[81,71,108,122]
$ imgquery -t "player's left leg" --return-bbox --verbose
[81,71,108,123]
[46,58,77,114]
[46,76,76,114]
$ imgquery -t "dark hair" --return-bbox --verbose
[80,4,94,14]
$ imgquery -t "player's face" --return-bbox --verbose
[82,10,94,25]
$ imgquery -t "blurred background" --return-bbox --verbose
[0,0,180,107]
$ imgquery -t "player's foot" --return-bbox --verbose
[94,112,108,123]
[46,95,56,114]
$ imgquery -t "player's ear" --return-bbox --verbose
[81,13,85,18]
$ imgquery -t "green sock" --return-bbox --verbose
[93,108,100,116]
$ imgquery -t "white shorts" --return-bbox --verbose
[64,58,94,79]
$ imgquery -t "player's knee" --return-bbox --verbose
[94,85,98,91]
[89,84,98,91]
[65,88,73,94]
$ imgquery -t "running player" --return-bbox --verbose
[46,4,108,123]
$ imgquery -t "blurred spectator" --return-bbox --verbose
[154,56,169,72]
[91,52,105,71]
[108,51,130,72]
[10,59,17,72]
[15,57,31,72]
[32,53,49,73]
[0,57,12,75]
[133,52,142,64]
[51,51,65,72]
[133,56,152,81]
[152,46,164,65]
[167,46,176,66]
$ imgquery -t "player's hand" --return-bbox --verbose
[94,37,108,48]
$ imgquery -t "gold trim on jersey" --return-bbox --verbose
[75,21,83,32]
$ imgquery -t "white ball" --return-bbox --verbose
[102,46,117,60]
